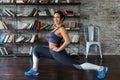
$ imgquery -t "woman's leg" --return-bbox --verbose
[24,46,54,75]
[49,49,80,69]
[32,46,54,70]
[49,49,108,79]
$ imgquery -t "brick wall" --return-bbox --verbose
[79,0,120,55]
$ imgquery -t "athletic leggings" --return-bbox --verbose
[32,46,101,71]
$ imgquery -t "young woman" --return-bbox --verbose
[24,11,108,79]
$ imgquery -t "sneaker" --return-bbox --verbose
[97,66,108,79]
[24,68,39,76]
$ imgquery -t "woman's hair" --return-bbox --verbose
[54,11,65,21]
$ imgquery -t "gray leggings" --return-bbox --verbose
[33,46,81,70]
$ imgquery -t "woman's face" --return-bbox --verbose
[53,13,63,25]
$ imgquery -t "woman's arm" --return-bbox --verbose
[52,27,71,52]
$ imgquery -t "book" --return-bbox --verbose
[28,8,37,16]
[30,34,36,43]
[3,9,11,16]
[38,9,47,16]
[33,10,38,16]
[3,47,8,55]
[2,21,8,29]
[72,34,80,43]
[40,24,48,30]
[67,0,70,3]
[7,34,14,43]
[0,20,4,29]
[69,21,76,28]
[0,50,2,55]
[31,20,37,30]
[27,23,33,29]
[16,0,24,3]
[4,35,9,43]
[45,8,51,16]
[55,0,58,3]
[0,34,6,43]
[0,47,6,55]
[45,24,53,30]
[49,8,55,16]
[49,0,55,3]
[16,36,25,43]
[5,8,15,16]
[36,21,41,30]
[64,10,74,16]
[39,0,49,3]
[17,21,29,29]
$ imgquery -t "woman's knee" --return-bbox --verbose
[33,46,40,58]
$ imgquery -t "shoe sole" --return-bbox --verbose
[97,67,108,79]
[24,73,39,76]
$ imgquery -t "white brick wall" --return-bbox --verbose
[79,0,120,55]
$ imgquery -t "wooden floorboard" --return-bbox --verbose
[0,55,119,80]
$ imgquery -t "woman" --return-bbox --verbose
[24,11,108,79]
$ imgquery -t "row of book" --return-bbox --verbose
[17,8,38,17]
[0,34,14,43]
[0,47,9,55]
[3,8,53,17]
[17,8,55,17]
[3,8,15,17]
[0,0,79,3]
[0,33,79,44]
[16,34,36,43]
[0,20,78,30]
[0,34,37,43]
[0,0,37,3]
[17,20,53,30]
[2,8,80,17]
[28,34,80,55]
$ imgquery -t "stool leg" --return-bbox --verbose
[86,43,90,58]
[99,44,102,58]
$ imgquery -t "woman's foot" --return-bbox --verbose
[24,68,39,76]
[97,66,108,79]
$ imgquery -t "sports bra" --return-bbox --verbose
[48,27,63,46]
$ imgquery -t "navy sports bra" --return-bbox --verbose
[48,27,63,46]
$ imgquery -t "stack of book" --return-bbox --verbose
[39,0,49,3]
[38,8,55,16]
[61,0,70,3]
[3,8,15,17]
[17,20,53,30]
[16,0,37,3]
[0,34,14,43]
[17,8,38,17]
[64,10,74,16]
[15,34,37,43]
[0,47,9,55]
[69,21,76,29]
[72,34,80,43]
[1,0,14,3]
[16,36,25,43]
[0,20,8,29]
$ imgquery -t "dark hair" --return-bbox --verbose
[54,11,65,21]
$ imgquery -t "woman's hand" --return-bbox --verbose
[52,47,60,52]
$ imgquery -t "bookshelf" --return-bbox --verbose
[0,0,81,56]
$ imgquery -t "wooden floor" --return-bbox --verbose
[0,55,119,80]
